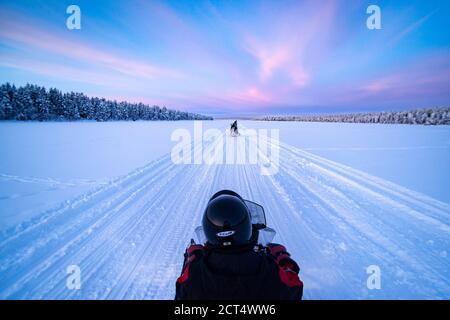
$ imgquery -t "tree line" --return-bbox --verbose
[0,83,212,121]
[260,107,450,125]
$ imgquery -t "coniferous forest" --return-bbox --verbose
[0,83,212,121]
[260,107,450,125]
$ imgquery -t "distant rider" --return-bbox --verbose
[175,190,303,300]
[230,120,238,135]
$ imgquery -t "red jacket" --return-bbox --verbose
[175,243,303,300]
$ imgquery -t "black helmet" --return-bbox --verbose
[202,190,252,246]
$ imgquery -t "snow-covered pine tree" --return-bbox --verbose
[0,83,14,119]
[35,86,51,121]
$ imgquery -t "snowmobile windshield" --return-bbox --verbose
[244,200,266,230]
[195,225,207,245]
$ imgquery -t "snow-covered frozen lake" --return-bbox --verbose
[1,120,449,229]
[0,120,449,299]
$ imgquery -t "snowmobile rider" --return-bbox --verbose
[230,120,238,135]
[175,190,303,300]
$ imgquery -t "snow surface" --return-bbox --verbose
[0,120,449,299]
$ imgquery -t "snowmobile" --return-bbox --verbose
[192,199,276,249]
[230,121,239,137]
[177,193,304,300]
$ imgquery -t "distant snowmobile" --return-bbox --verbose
[230,120,239,136]
[175,190,303,300]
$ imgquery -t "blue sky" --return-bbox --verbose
[0,0,449,116]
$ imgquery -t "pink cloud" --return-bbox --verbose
[0,14,183,81]
[241,1,336,89]
[362,58,450,97]
[228,87,273,105]
[243,35,309,88]
[323,54,450,106]
[0,57,144,90]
